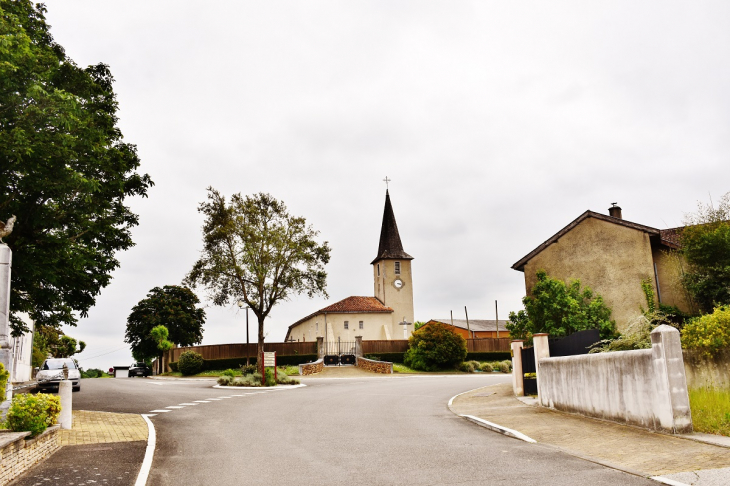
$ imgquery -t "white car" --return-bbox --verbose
[36,358,81,392]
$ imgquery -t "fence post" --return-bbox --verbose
[355,336,363,357]
[316,336,324,359]
[511,340,525,396]
[533,333,550,403]
[650,325,693,433]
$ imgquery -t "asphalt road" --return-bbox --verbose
[56,374,659,486]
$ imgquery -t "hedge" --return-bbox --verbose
[168,354,319,372]
[465,352,512,362]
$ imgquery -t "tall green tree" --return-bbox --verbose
[185,188,330,370]
[0,1,153,334]
[680,192,730,314]
[125,286,205,362]
[507,270,616,341]
[31,328,86,366]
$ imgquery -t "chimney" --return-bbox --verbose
[609,203,622,219]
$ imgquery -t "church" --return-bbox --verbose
[285,190,415,343]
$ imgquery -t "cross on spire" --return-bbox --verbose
[383,176,391,190]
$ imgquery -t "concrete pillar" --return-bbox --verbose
[651,325,693,433]
[316,336,324,359]
[0,244,14,407]
[354,336,363,357]
[58,380,73,430]
[511,340,525,396]
[533,333,550,401]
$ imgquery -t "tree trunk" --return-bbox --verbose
[257,315,266,375]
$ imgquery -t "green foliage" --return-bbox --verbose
[0,1,153,335]
[0,363,8,401]
[458,361,475,373]
[177,351,204,376]
[240,363,257,375]
[264,368,276,387]
[5,393,61,436]
[680,193,730,313]
[507,270,616,342]
[168,362,178,372]
[465,352,511,362]
[413,321,426,331]
[366,352,404,363]
[688,387,730,437]
[32,328,85,362]
[363,354,381,361]
[80,368,106,378]
[169,354,317,374]
[640,277,656,314]
[682,306,730,358]
[125,286,205,361]
[589,314,654,353]
[184,188,331,368]
[404,322,467,371]
[479,362,493,372]
[498,360,512,373]
[221,369,237,377]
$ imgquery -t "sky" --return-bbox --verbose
[38,1,730,371]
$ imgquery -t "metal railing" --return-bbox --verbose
[12,372,66,391]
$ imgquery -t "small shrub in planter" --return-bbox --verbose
[479,363,493,372]
[217,375,234,386]
[177,351,204,376]
[498,360,512,373]
[221,369,237,377]
[240,364,257,375]
[6,393,61,436]
[458,361,475,373]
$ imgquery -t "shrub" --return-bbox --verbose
[221,369,237,377]
[466,352,511,362]
[364,354,381,361]
[682,306,730,358]
[367,352,404,363]
[6,393,61,436]
[217,375,234,386]
[264,368,276,387]
[177,351,204,375]
[240,363,257,375]
[0,363,9,401]
[458,362,475,373]
[467,360,481,369]
[480,363,493,372]
[404,322,467,371]
[81,368,104,378]
[497,360,512,373]
[168,362,179,372]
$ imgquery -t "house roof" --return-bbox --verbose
[287,296,394,334]
[427,318,509,333]
[371,190,413,264]
[511,210,682,272]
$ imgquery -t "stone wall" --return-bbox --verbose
[0,425,60,485]
[298,358,324,376]
[356,357,393,374]
[684,348,730,389]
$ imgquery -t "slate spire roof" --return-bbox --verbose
[371,190,413,264]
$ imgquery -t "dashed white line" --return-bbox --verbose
[166,406,185,409]
[149,409,171,413]
[179,403,199,405]
[206,398,222,400]
[193,400,210,403]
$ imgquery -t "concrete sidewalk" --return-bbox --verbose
[450,383,730,485]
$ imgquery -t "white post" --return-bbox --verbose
[511,340,525,396]
[58,380,73,429]
[651,325,693,433]
[0,244,15,408]
[533,333,550,403]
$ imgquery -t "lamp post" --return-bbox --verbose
[237,300,250,365]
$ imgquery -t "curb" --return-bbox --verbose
[212,383,307,390]
[134,414,156,486]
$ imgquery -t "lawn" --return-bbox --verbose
[689,387,730,437]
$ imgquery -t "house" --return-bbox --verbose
[511,204,691,332]
[285,190,415,343]
[423,318,509,339]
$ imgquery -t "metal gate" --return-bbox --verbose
[323,339,357,366]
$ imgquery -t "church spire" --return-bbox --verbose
[371,190,413,264]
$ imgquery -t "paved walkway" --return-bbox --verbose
[450,383,730,483]
[58,410,148,445]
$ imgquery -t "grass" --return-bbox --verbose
[689,387,730,437]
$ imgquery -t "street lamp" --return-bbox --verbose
[237,299,250,365]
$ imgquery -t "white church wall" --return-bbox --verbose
[288,312,397,342]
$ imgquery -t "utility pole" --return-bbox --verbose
[465,306,472,339]
[495,300,500,339]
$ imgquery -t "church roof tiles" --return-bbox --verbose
[286,296,394,333]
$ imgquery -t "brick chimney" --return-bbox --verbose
[609,203,622,219]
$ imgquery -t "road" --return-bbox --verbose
[26,373,659,485]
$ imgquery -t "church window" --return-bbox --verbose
[316,323,319,333]
[394,261,401,275]
[359,321,364,330]
[377,264,380,276]
[344,321,349,330]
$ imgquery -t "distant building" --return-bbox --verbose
[286,190,415,342]
[423,318,509,339]
[511,204,691,332]
[11,313,34,382]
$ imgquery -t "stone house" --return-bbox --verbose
[511,205,691,332]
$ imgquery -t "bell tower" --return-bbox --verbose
[372,190,414,338]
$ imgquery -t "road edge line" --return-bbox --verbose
[134,414,156,486]
[460,414,537,443]
[649,477,692,486]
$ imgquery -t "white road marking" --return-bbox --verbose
[650,477,692,486]
[135,415,156,486]
[206,398,222,400]
[179,403,198,405]
[149,409,171,413]
[193,400,210,403]
[231,395,245,397]
[166,406,185,409]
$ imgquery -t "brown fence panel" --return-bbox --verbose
[361,340,409,354]
[166,341,317,362]
[466,338,511,353]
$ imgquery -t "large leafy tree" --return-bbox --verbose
[125,286,205,362]
[31,328,86,367]
[0,1,153,334]
[680,192,730,314]
[404,321,467,371]
[507,270,616,342]
[185,188,330,369]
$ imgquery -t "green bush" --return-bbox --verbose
[682,306,730,358]
[479,362,493,372]
[6,393,61,436]
[404,322,467,371]
[465,352,511,362]
[264,368,276,387]
[497,360,512,373]
[363,354,381,361]
[367,352,404,363]
[217,375,234,386]
[0,363,9,402]
[168,362,178,372]
[177,351,204,376]
[458,362,475,373]
[240,363,257,375]
[81,368,105,378]
[221,369,237,377]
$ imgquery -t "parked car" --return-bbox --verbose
[128,362,151,377]
[35,358,81,392]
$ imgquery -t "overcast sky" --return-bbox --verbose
[41,1,730,370]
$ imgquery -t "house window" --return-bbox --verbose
[344,321,349,330]
[359,321,364,330]
[394,261,401,275]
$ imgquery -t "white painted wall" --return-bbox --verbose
[11,313,34,383]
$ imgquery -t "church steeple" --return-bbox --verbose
[371,190,414,264]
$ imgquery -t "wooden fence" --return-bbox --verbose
[467,338,511,353]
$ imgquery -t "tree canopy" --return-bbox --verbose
[680,192,730,314]
[32,328,86,367]
[0,1,153,334]
[125,286,205,362]
[404,321,467,371]
[507,270,616,341]
[185,188,330,366]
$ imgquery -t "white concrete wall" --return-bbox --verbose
[11,314,34,382]
[537,325,692,434]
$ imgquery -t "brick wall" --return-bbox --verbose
[0,425,60,485]
[356,357,393,374]
[299,359,324,376]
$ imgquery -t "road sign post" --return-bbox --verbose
[262,351,276,386]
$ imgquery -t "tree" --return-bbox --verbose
[125,286,205,362]
[404,321,467,371]
[507,270,616,342]
[185,188,330,371]
[0,1,153,335]
[680,192,730,314]
[31,327,86,366]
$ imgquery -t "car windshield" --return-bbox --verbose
[134,362,147,367]
[42,359,77,370]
